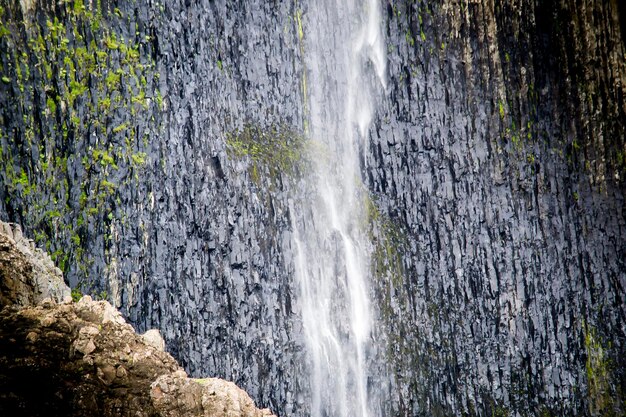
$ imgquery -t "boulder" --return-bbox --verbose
[0,222,276,417]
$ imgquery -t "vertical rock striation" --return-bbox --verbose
[367,0,626,415]
[1,0,308,414]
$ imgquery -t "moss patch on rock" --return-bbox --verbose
[0,0,161,292]
[226,124,309,184]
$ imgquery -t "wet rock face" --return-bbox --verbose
[366,0,626,415]
[0,0,307,414]
[0,1,624,417]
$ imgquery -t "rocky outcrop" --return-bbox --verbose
[152,374,275,417]
[0,222,275,417]
[0,222,70,308]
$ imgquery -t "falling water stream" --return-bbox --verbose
[290,1,386,417]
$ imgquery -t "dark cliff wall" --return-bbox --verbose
[0,1,624,416]
[0,1,307,414]
[367,0,626,415]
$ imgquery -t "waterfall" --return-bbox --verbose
[290,1,386,416]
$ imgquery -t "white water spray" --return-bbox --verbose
[290,1,386,417]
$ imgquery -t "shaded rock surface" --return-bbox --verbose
[0,221,276,417]
[365,1,626,415]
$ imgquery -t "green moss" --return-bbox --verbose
[131,152,147,166]
[94,290,108,301]
[492,406,509,417]
[71,287,83,302]
[538,406,553,417]
[365,194,405,288]
[0,0,162,292]
[155,90,163,109]
[92,148,117,168]
[16,169,29,187]
[69,80,87,105]
[104,72,120,91]
[0,23,9,38]
[100,179,117,194]
[112,122,129,134]
[583,321,615,416]
[70,113,81,127]
[226,124,309,182]
[360,188,408,339]
[104,33,119,50]
[45,209,62,220]
[295,9,304,41]
[131,90,147,109]
[405,30,415,47]
[294,8,308,127]
[46,97,57,113]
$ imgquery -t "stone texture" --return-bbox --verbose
[143,329,166,352]
[0,298,275,417]
[0,225,276,417]
[364,1,626,415]
[0,221,70,308]
[152,373,275,417]
[0,1,624,416]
